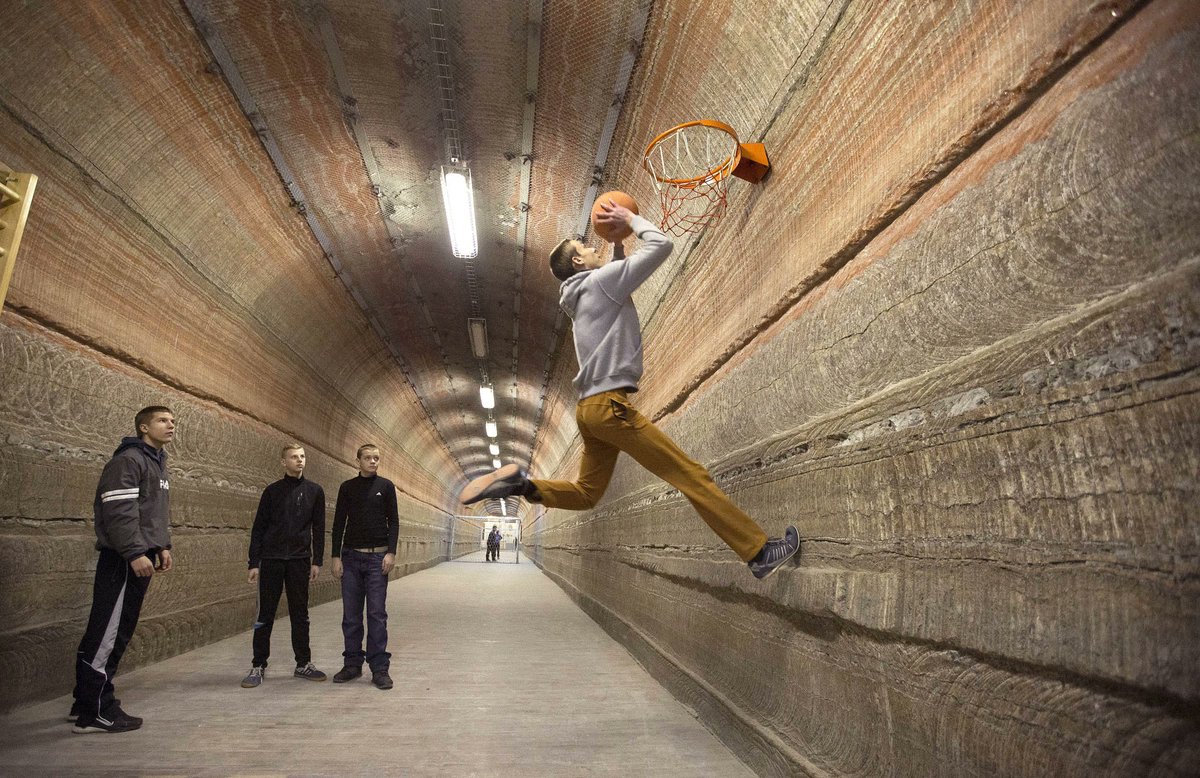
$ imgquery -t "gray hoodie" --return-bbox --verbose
[559,214,674,399]
[92,436,172,561]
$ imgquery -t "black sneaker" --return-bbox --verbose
[72,711,141,734]
[372,670,393,690]
[460,464,531,505]
[68,698,129,723]
[332,665,362,683]
[747,526,800,580]
[241,666,265,688]
[294,662,327,682]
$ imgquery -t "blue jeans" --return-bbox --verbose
[340,549,390,672]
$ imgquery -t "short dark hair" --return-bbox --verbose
[135,405,172,436]
[549,238,580,281]
[356,443,380,459]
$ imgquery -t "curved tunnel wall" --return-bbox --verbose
[524,1,1199,775]
[0,3,460,711]
[0,0,1196,774]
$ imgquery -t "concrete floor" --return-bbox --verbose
[0,551,752,777]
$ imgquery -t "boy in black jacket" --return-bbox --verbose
[71,406,175,734]
[330,443,399,690]
[241,444,327,688]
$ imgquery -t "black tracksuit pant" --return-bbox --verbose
[73,548,154,717]
[252,558,311,668]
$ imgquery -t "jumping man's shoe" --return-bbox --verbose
[460,464,534,505]
[72,711,141,734]
[294,662,327,682]
[747,525,800,580]
[332,665,363,683]
[372,671,394,690]
[241,666,265,688]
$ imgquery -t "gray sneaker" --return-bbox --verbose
[241,666,264,688]
[294,662,327,682]
[747,526,800,580]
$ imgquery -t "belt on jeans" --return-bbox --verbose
[349,546,389,553]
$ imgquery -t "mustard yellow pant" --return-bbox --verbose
[530,390,768,562]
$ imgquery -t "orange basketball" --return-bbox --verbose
[590,190,639,243]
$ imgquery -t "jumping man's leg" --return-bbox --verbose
[528,395,622,510]
[590,391,769,561]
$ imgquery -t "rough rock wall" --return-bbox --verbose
[525,1,1200,775]
[0,3,458,712]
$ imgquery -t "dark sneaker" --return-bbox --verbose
[294,662,327,682]
[747,526,800,580]
[105,704,142,727]
[332,665,363,683]
[241,666,265,688]
[68,698,128,723]
[460,464,530,505]
[72,711,141,734]
[372,671,394,690]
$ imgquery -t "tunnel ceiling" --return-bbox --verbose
[1,0,649,493]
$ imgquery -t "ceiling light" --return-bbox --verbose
[485,421,497,438]
[468,318,488,359]
[488,443,499,456]
[479,384,495,409]
[441,164,478,258]
[500,500,507,517]
[492,458,502,469]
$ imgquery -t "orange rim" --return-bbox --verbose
[642,119,742,186]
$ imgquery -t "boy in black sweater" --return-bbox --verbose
[240,444,327,688]
[330,443,399,690]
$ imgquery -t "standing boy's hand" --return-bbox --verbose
[332,558,343,579]
[131,555,155,578]
[248,567,259,584]
[157,548,173,572]
[310,564,320,582]
[381,553,396,575]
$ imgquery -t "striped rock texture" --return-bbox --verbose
[0,0,1197,775]
[526,1,1200,775]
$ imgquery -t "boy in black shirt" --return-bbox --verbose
[241,444,327,688]
[330,444,399,690]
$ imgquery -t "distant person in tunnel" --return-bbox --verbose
[487,525,502,561]
[330,444,398,690]
[70,406,176,734]
[240,444,327,689]
[460,203,799,580]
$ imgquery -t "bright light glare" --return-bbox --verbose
[479,384,495,409]
[492,458,502,469]
[485,421,497,438]
[441,167,478,258]
[488,443,499,456]
[500,501,507,516]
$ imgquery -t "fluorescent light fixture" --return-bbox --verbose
[467,318,488,359]
[441,164,478,258]
[479,384,495,409]
[492,458,502,469]
[485,421,497,438]
[500,500,507,517]
[488,443,499,456]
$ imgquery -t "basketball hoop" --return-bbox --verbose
[642,119,769,235]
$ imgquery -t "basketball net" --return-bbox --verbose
[642,121,739,235]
